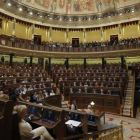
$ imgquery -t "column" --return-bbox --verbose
[12,18,16,36]
[118,24,122,40]
[30,56,33,67]
[102,58,105,69]
[12,18,16,47]
[9,54,13,66]
[24,58,27,64]
[48,58,51,75]
[121,56,124,69]
[101,27,104,42]
[101,27,104,51]
[138,21,140,37]
[38,58,44,67]
[66,28,69,42]
[84,58,86,69]
[31,24,34,49]
[49,27,52,41]
[4,20,8,35]
[83,29,86,43]
[66,58,69,69]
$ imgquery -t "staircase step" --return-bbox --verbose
[124,105,131,109]
[125,97,132,100]
[123,110,130,114]
[123,113,131,116]
[124,102,131,105]
[125,100,131,103]
[126,94,132,97]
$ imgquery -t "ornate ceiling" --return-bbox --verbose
[16,0,140,15]
[0,0,140,28]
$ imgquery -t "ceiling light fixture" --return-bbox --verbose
[19,8,22,11]
[29,12,33,15]
[7,3,11,6]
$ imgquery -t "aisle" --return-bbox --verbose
[101,114,140,140]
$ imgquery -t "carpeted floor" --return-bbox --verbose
[100,114,140,140]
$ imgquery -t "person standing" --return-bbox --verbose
[71,100,77,110]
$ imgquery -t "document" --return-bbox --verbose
[65,120,81,127]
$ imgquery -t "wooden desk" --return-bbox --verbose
[45,94,61,107]
[32,119,57,129]
[80,109,105,123]
[69,93,120,114]
[64,86,122,101]
[79,109,105,131]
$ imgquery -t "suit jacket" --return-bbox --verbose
[84,90,88,94]
[14,89,20,96]
[69,90,74,94]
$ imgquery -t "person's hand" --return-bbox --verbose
[70,124,73,128]
[29,114,34,119]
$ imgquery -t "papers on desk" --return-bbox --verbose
[65,120,81,127]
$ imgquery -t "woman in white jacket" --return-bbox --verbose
[14,105,54,140]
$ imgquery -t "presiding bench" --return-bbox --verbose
[69,93,121,114]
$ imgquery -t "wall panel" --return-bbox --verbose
[86,30,101,42]
[104,27,119,41]
[123,25,139,39]
[69,31,83,43]
[34,28,47,41]
[51,30,66,42]
[15,23,27,39]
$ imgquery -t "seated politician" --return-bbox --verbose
[100,89,104,95]
[69,88,74,94]
[77,89,82,94]
[84,87,88,94]
[14,105,54,140]
[92,89,97,94]
[107,90,112,95]
[33,92,43,103]
[50,90,55,96]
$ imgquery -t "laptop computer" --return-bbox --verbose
[87,114,96,125]
[71,113,83,122]
[27,105,42,121]
[43,109,60,123]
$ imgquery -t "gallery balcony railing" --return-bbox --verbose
[1,39,140,53]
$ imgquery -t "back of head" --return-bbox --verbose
[0,94,9,100]
[14,105,27,123]
[88,105,91,109]
[9,95,18,105]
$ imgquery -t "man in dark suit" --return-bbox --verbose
[84,87,88,94]
[77,89,82,94]
[72,82,77,87]
[69,88,74,94]
[100,89,104,95]
[14,87,21,96]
